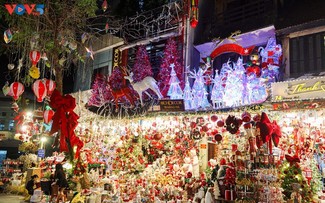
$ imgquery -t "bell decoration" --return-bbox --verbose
[43,109,55,124]
[44,79,56,96]
[32,79,47,102]
[9,82,24,100]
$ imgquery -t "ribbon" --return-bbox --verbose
[49,89,83,158]
[285,154,300,165]
[257,112,281,154]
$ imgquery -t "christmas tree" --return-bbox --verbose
[167,63,183,99]
[158,38,184,97]
[88,74,112,107]
[189,68,210,109]
[132,45,153,82]
[210,70,224,109]
[183,76,195,110]
[309,157,323,197]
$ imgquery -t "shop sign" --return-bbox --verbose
[5,4,44,15]
[271,77,325,102]
[37,149,45,158]
[159,99,185,112]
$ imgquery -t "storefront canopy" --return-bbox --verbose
[194,25,276,58]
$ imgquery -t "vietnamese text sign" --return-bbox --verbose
[159,99,185,112]
[37,149,45,158]
[271,77,325,102]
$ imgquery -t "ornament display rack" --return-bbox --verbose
[2,159,23,174]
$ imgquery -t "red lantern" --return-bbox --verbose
[29,50,41,65]
[9,82,24,100]
[32,80,47,102]
[44,79,56,96]
[43,109,54,124]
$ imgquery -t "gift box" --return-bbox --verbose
[225,189,236,201]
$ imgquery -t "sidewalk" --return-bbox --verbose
[0,193,26,203]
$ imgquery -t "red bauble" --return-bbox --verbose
[210,115,218,122]
[217,120,224,127]
[190,18,198,28]
[190,121,197,129]
[186,172,192,178]
[246,66,261,77]
[201,125,209,132]
[214,134,222,142]
[153,133,162,140]
[241,112,251,122]
[253,114,261,122]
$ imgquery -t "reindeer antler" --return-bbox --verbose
[120,66,131,76]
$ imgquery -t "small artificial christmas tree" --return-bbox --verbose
[132,45,153,82]
[210,70,224,109]
[309,157,323,197]
[88,74,112,107]
[189,68,210,109]
[214,180,221,198]
[158,38,183,97]
[183,76,195,110]
[167,63,183,99]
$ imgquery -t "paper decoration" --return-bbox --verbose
[9,82,24,100]
[32,79,47,102]
[29,50,41,65]
[43,109,55,124]
[29,66,40,79]
[4,29,13,44]
[44,79,56,96]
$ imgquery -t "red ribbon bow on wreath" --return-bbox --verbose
[257,112,281,154]
[49,89,83,159]
[285,154,300,165]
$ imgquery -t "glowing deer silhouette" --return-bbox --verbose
[124,72,163,106]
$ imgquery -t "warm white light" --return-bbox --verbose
[26,111,33,117]
[21,125,28,132]
[63,162,72,170]
[41,137,47,143]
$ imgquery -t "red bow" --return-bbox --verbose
[49,90,83,159]
[285,154,300,165]
[257,112,281,154]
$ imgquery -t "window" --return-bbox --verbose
[1,112,6,117]
[8,120,15,131]
[0,120,4,130]
[290,32,325,76]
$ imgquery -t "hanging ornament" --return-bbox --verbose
[9,82,24,100]
[29,66,40,79]
[105,22,109,33]
[43,109,55,124]
[69,41,77,50]
[32,80,47,102]
[81,33,89,44]
[7,64,15,70]
[41,53,48,61]
[44,79,56,96]
[11,102,19,112]
[102,0,108,12]
[4,29,13,44]
[86,46,94,60]
[190,0,199,28]
[29,50,41,65]
[2,81,11,96]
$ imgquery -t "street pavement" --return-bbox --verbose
[0,194,26,203]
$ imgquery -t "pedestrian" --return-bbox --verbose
[53,163,68,203]
[26,174,38,195]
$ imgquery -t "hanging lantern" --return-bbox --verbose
[4,29,13,44]
[44,79,56,96]
[190,0,199,28]
[43,109,55,124]
[32,80,47,102]
[102,0,108,12]
[303,167,312,185]
[9,82,24,100]
[29,50,41,65]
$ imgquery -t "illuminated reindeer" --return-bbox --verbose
[124,72,163,106]
[110,67,136,110]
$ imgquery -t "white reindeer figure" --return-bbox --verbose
[124,72,163,106]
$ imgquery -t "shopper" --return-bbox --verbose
[26,174,38,195]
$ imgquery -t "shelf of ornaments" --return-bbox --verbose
[2,159,23,174]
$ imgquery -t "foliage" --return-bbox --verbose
[18,142,38,153]
[0,0,99,92]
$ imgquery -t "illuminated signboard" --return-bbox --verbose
[271,77,325,102]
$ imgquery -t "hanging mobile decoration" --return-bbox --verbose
[9,82,24,100]
[105,22,109,33]
[44,78,56,96]
[4,29,13,44]
[7,64,15,70]
[102,0,108,12]
[43,108,55,124]
[32,79,47,102]
[29,50,41,79]
[190,0,199,28]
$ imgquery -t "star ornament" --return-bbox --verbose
[244,49,249,54]
[170,63,175,69]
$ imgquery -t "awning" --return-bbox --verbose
[194,25,276,58]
